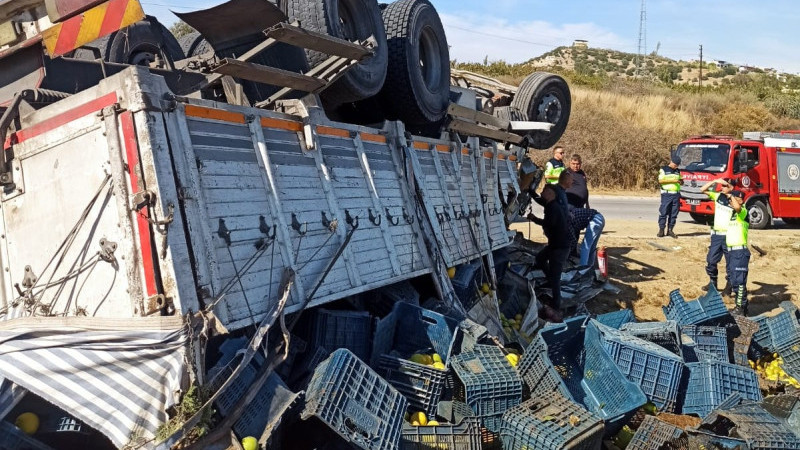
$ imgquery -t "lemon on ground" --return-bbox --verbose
[15,412,39,435]
[432,361,446,370]
[505,353,519,367]
[432,353,443,363]
[410,411,427,426]
[242,436,258,450]
[447,267,456,278]
[481,283,490,294]
[427,420,440,426]
[410,354,432,365]
[515,314,523,321]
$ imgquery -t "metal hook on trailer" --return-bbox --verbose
[345,209,358,229]
[403,208,414,224]
[368,208,381,226]
[291,213,307,236]
[386,208,400,226]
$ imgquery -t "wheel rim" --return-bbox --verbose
[129,48,158,66]
[536,92,563,124]
[749,206,763,225]
[418,25,442,92]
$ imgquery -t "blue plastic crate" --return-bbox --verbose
[450,344,522,433]
[518,317,647,435]
[687,429,748,449]
[400,402,481,450]
[310,309,373,361]
[682,325,729,363]
[662,289,728,326]
[777,339,800,381]
[620,321,682,357]
[597,321,685,412]
[499,392,604,450]
[768,303,800,350]
[303,349,407,450]
[595,309,635,330]
[233,372,301,439]
[682,362,762,418]
[377,354,447,417]
[0,421,55,450]
[731,315,759,367]
[751,313,772,349]
[371,302,459,367]
[452,261,482,310]
[626,416,686,450]
[700,402,800,449]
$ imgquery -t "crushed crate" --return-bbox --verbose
[288,345,330,389]
[0,420,56,450]
[233,372,301,440]
[518,317,647,435]
[499,392,604,450]
[686,429,747,449]
[450,344,522,432]
[595,309,636,329]
[627,415,687,450]
[698,402,800,449]
[400,401,481,450]
[681,325,729,363]
[682,362,763,418]
[207,352,264,417]
[309,308,373,361]
[620,321,682,357]
[452,261,483,310]
[597,321,685,412]
[762,394,800,437]
[730,315,759,367]
[372,303,459,417]
[662,288,728,326]
[303,349,407,450]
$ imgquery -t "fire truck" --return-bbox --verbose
[677,132,800,229]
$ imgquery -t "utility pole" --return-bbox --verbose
[635,0,647,78]
[699,45,703,87]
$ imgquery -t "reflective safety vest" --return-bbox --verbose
[707,192,732,232]
[545,158,565,184]
[726,207,749,247]
[658,166,681,193]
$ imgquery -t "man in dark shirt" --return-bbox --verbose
[528,185,570,322]
[566,154,590,209]
[565,154,605,267]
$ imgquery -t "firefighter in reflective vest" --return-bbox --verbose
[657,154,683,238]
[544,146,566,184]
[725,188,750,316]
[699,178,735,295]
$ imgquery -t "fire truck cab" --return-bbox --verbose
[677,132,800,229]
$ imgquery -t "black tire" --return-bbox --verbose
[690,212,712,225]
[747,199,771,230]
[493,106,525,123]
[286,0,388,105]
[178,31,214,58]
[71,35,111,60]
[378,0,450,125]
[106,17,185,67]
[511,72,571,149]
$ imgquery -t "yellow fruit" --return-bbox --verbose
[411,420,420,426]
[433,362,446,370]
[447,267,456,278]
[15,412,39,435]
[432,353,443,363]
[481,283,490,294]
[505,354,519,367]
[427,421,440,426]
[515,314,523,321]
[410,411,427,426]
[242,436,258,450]
[410,354,433,365]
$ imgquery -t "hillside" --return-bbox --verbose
[452,47,800,191]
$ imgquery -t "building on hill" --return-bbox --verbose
[573,39,588,49]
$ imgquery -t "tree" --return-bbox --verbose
[170,20,194,38]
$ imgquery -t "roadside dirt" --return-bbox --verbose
[511,217,800,321]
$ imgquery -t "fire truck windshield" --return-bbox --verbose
[676,143,730,173]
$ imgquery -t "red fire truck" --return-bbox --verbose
[676,131,800,229]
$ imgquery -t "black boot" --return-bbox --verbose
[702,278,718,292]
[721,281,732,297]
[657,228,665,237]
[667,228,677,238]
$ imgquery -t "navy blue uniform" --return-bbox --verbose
[531,198,570,310]
[657,165,682,231]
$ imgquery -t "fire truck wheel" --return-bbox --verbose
[377,0,450,125]
[689,213,712,225]
[747,199,771,230]
[107,17,185,68]
[511,72,571,149]
[286,0,388,105]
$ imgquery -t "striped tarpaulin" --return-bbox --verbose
[0,316,187,447]
[0,377,27,420]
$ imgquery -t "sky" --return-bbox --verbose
[139,0,800,74]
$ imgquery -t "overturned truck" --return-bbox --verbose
[0,0,571,447]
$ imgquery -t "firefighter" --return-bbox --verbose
[544,146,566,184]
[725,187,750,316]
[699,178,735,295]
[657,154,682,238]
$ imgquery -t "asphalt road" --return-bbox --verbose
[589,195,660,222]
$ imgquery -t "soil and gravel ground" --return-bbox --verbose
[511,212,800,321]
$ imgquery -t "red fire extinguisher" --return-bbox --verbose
[597,246,608,278]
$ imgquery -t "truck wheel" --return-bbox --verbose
[106,17,185,67]
[689,213,712,225]
[511,72,571,149]
[747,199,771,230]
[286,0,388,105]
[178,31,213,58]
[378,0,450,125]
